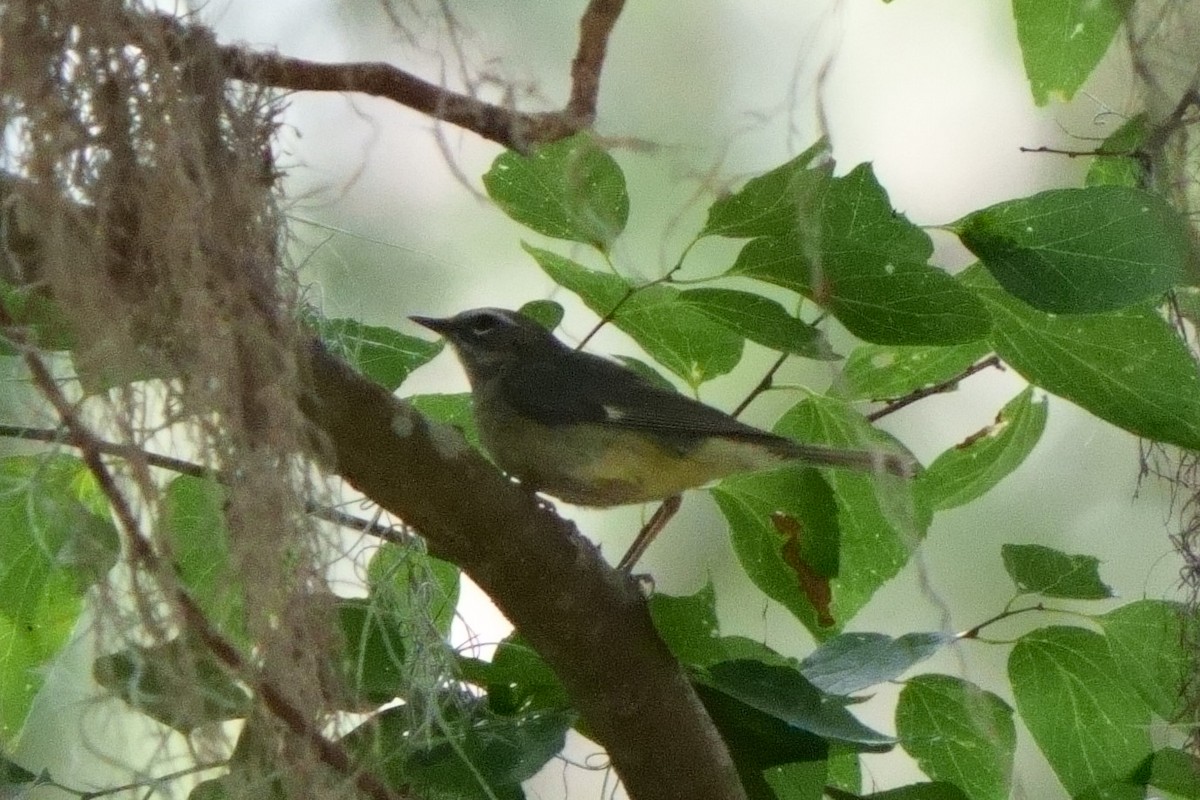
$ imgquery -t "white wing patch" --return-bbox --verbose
[602,404,627,421]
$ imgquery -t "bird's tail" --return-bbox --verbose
[770,439,917,478]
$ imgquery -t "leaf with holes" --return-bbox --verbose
[917,387,1047,511]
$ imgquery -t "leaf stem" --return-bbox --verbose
[731,351,789,418]
[957,603,1045,639]
[576,262,684,350]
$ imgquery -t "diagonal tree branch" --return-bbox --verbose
[143,0,630,153]
[301,338,747,800]
[0,169,743,800]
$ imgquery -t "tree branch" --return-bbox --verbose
[142,2,630,153]
[301,338,746,800]
[567,0,627,123]
[0,424,406,543]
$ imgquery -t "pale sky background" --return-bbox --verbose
[19,3,1186,799]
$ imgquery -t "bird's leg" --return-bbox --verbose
[616,494,682,572]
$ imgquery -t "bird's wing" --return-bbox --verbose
[501,351,781,446]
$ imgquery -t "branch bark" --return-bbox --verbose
[301,339,747,800]
[144,0,630,152]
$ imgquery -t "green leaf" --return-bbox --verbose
[1149,748,1200,798]
[714,395,925,637]
[648,583,798,669]
[525,244,743,385]
[93,636,252,733]
[763,760,827,800]
[160,476,246,642]
[0,614,45,743]
[827,746,862,794]
[675,288,836,359]
[799,632,950,696]
[1012,0,1131,105]
[1001,543,1114,599]
[917,387,1047,511]
[336,598,412,706]
[1097,600,1192,720]
[820,163,934,264]
[613,355,677,392]
[408,393,480,451]
[1008,625,1153,796]
[0,283,75,354]
[963,264,1200,449]
[483,133,629,252]
[316,317,443,392]
[0,455,116,741]
[701,660,895,750]
[367,543,459,638]
[837,340,992,402]
[712,466,844,635]
[956,186,1189,313]
[861,784,972,800]
[696,682,828,800]
[0,754,36,787]
[720,161,989,346]
[702,140,832,238]
[516,299,564,332]
[896,674,1015,800]
[647,582,733,667]
[346,699,572,798]
[1086,115,1148,188]
[0,455,119,622]
[730,238,989,346]
[475,637,570,716]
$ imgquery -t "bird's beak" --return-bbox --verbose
[409,315,453,336]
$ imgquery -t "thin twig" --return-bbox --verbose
[576,263,682,350]
[956,603,1045,640]
[49,760,227,800]
[1018,145,1109,158]
[866,355,1002,422]
[731,351,789,418]
[0,424,406,542]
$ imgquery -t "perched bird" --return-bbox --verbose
[410,307,913,508]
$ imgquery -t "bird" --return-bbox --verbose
[410,307,914,509]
